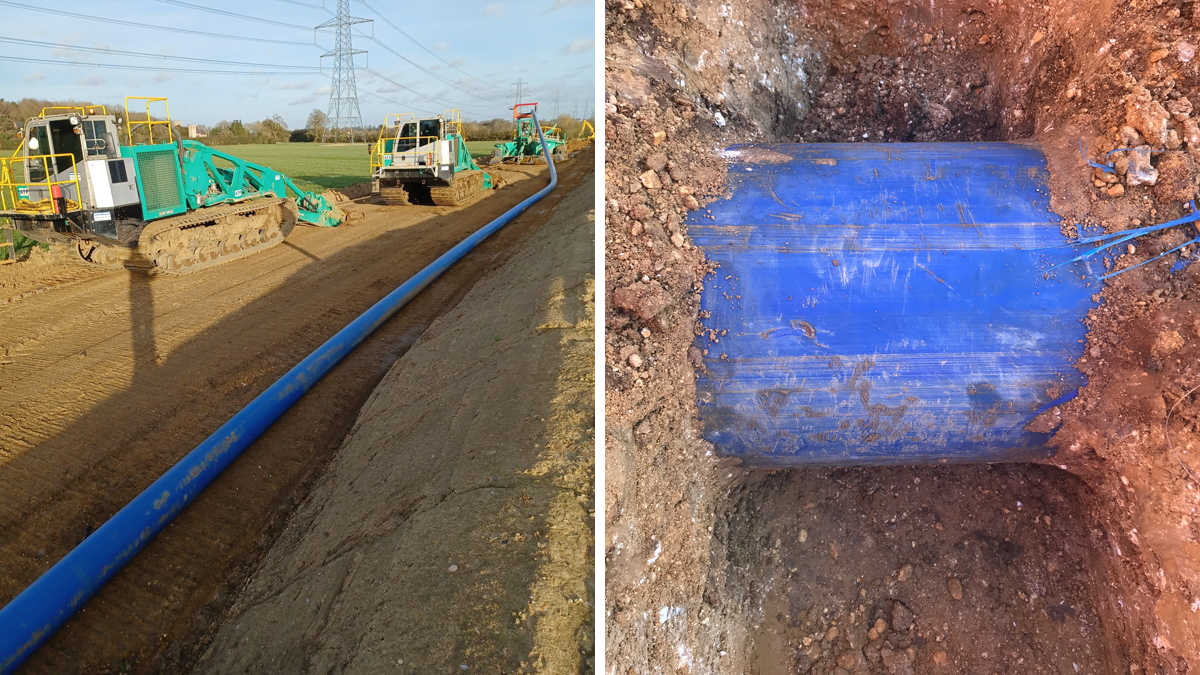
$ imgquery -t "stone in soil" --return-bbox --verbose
[947,577,963,600]
[1125,147,1158,186]
[1125,86,1171,146]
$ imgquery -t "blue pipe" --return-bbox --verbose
[0,113,559,673]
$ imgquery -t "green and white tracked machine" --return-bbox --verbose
[0,97,343,274]
[370,109,494,206]
[490,102,568,165]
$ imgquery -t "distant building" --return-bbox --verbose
[187,124,207,139]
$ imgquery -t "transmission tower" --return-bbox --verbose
[553,90,561,121]
[511,78,525,110]
[316,0,371,143]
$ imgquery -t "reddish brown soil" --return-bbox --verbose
[0,156,592,673]
[605,0,1200,672]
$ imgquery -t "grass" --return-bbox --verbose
[208,141,503,194]
[0,228,44,262]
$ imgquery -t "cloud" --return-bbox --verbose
[271,79,315,91]
[150,71,175,84]
[484,3,505,16]
[548,0,590,8]
[22,72,44,83]
[78,75,106,86]
[289,94,323,106]
[434,42,448,51]
[560,38,594,55]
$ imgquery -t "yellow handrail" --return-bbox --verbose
[371,134,443,172]
[124,96,173,145]
[441,109,464,138]
[0,153,82,215]
[40,105,108,118]
[371,113,418,172]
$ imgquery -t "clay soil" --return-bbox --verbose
[605,1,1200,673]
[0,152,591,673]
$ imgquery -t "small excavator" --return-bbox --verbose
[369,109,494,206]
[0,96,343,274]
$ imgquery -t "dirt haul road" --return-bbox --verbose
[0,149,592,673]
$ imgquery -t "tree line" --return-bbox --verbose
[0,99,595,150]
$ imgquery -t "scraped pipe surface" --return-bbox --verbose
[690,143,1095,466]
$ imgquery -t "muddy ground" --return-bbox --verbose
[605,0,1200,673]
[0,152,591,673]
[193,158,595,674]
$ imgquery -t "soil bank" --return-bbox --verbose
[191,162,596,673]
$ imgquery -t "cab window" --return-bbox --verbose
[24,125,50,181]
[396,122,418,152]
[419,119,440,142]
[48,119,83,175]
[82,120,114,157]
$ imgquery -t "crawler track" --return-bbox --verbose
[78,199,297,274]
[429,170,488,207]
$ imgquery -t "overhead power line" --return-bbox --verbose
[155,0,314,31]
[357,0,508,93]
[0,36,317,70]
[357,33,508,106]
[0,1,317,47]
[271,0,326,7]
[0,54,316,75]
[357,88,438,117]
[361,68,492,120]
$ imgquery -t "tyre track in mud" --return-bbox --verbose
[0,149,592,673]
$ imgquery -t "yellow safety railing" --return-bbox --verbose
[371,113,417,173]
[124,96,173,145]
[441,109,464,138]
[0,153,82,215]
[40,105,108,118]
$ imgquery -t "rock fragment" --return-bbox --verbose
[1182,119,1200,159]
[924,102,952,128]
[947,577,963,600]
[1125,147,1158,187]
[1126,86,1170,146]
[612,281,669,321]
[1167,96,1193,121]
[639,169,662,189]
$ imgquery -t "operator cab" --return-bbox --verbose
[23,111,120,182]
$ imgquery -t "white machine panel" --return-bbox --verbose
[84,158,139,209]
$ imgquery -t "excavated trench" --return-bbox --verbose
[605,0,1197,672]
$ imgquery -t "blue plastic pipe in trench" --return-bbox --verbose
[690,143,1097,466]
[0,115,559,673]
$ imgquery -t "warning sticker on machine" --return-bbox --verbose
[94,211,112,222]
[17,187,28,199]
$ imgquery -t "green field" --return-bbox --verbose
[209,141,501,194]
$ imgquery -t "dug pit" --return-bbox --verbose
[605,0,1200,672]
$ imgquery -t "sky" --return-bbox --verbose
[0,0,596,129]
